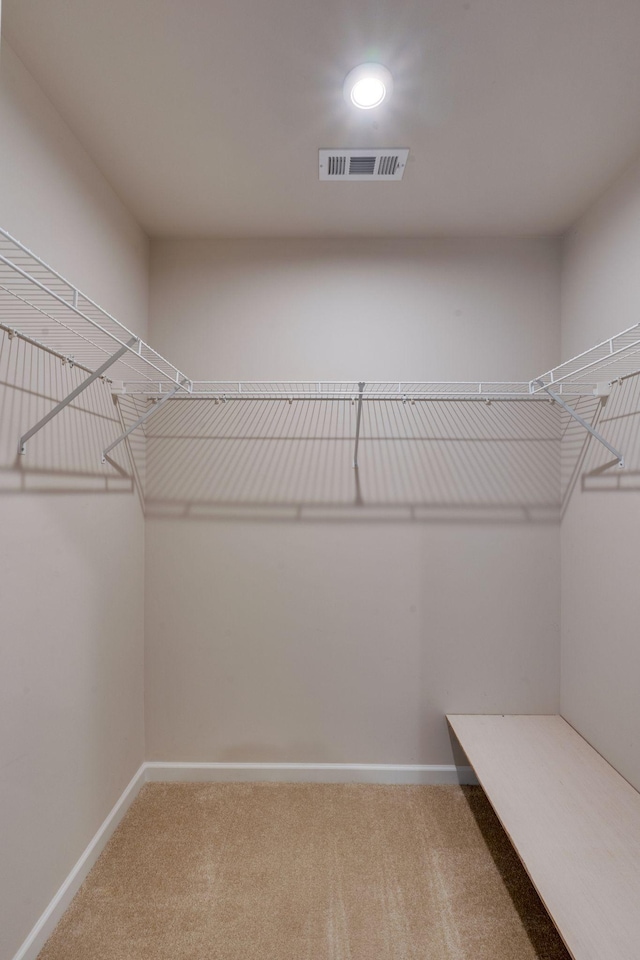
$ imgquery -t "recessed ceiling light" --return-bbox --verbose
[343,63,393,110]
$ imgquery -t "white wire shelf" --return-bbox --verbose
[119,380,538,400]
[0,228,190,390]
[2,226,640,469]
[532,322,640,394]
[118,329,640,401]
[2,227,640,403]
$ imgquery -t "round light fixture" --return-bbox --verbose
[343,63,393,110]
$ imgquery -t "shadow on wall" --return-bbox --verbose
[0,330,146,501]
[142,391,563,524]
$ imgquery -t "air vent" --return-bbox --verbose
[319,148,409,181]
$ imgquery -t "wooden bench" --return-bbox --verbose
[447,714,640,960]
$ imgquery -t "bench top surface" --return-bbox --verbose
[447,714,640,960]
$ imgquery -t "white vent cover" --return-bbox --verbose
[319,149,409,181]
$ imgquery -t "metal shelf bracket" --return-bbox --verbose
[535,379,625,469]
[19,336,138,456]
[353,381,365,468]
[101,380,187,464]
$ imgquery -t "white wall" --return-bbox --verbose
[146,237,562,765]
[0,42,148,958]
[561,155,640,791]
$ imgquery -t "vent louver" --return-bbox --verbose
[319,149,409,181]
[349,156,376,175]
[378,155,398,176]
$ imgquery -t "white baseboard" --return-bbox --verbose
[11,763,147,960]
[12,760,476,960]
[144,761,478,786]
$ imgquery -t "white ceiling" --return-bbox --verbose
[4,0,640,238]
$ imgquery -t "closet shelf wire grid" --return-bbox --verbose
[2,226,639,467]
[0,228,190,390]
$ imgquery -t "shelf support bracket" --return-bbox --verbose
[102,381,184,463]
[353,381,365,469]
[19,336,138,455]
[535,379,625,468]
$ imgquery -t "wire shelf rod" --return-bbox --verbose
[616,367,640,385]
[120,392,550,402]
[0,321,95,376]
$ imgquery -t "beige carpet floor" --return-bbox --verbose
[38,783,570,960]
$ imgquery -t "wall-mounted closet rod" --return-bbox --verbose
[19,336,138,456]
[101,381,186,463]
[615,367,640,385]
[0,321,94,376]
[127,395,546,403]
[535,379,625,468]
[171,394,541,402]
